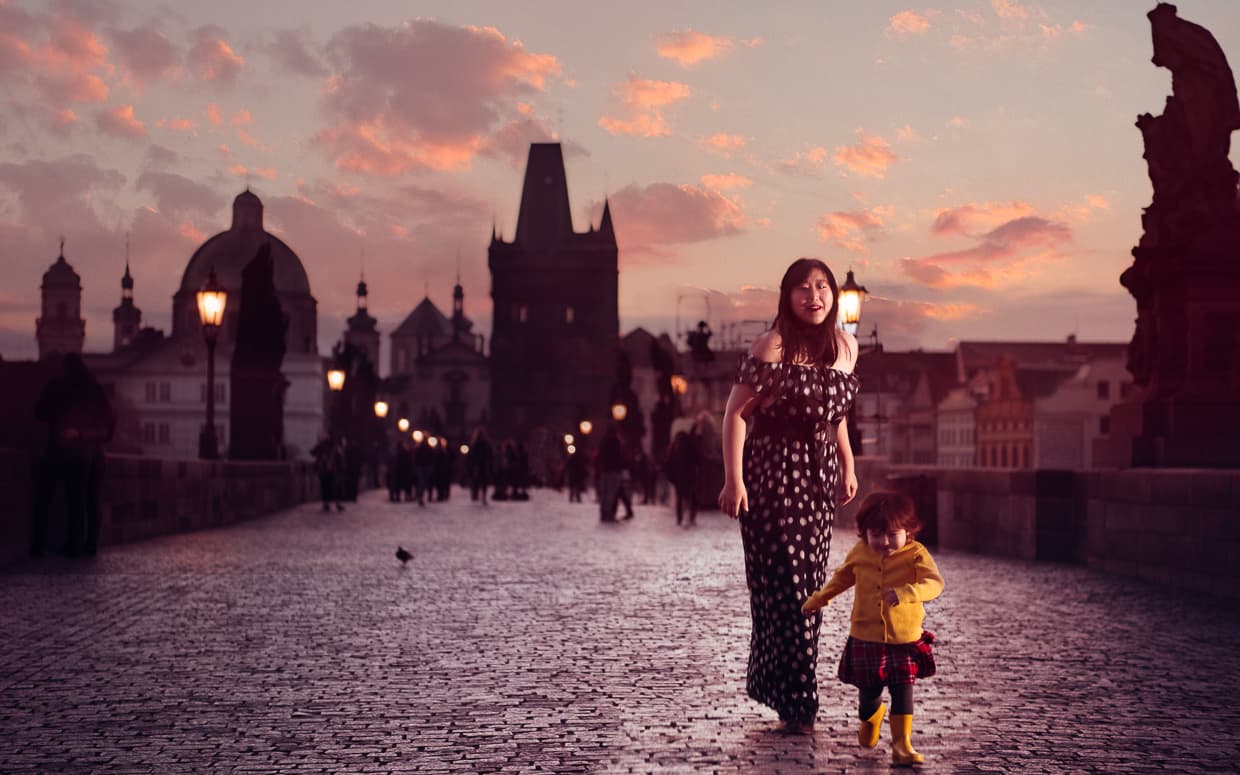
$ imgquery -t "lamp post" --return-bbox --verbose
[196,269,227,459]
[838,269,867,337]
[838,269,881,456]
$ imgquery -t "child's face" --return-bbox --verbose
[866,526,908,557]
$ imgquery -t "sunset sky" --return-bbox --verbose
[3,0,1239,367]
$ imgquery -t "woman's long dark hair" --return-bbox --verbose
[772,257,845,366]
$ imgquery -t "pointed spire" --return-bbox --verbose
[598,198,615,242]
[514,143,574,249]
[122,233,134,291]
[59,235,65,257]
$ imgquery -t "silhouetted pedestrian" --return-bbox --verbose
[566,448,588,503]
[666,430,701,526]
[311,436,345,512]
[595,424,626,522]
[467,427,494,506]
[31,353,115,557]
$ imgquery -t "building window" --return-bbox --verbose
[142,423,156,443]
[1120,381,1133,399]
[565,306,574,323]
[1099,415,1110,435]
[145,382,156,402]
[216,383,225,403]
[159,382,171,402]
[518,305,528,323]
[1096,380,1110,400]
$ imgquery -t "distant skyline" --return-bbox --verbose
[3,0,1239,364]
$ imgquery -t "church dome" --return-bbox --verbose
[177,190,311,297]
[42,253,81,288]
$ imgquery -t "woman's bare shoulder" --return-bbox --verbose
[750,329,782,363]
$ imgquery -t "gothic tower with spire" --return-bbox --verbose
[112,241,142,351]
[344,273,380,366]
[36,240,86,360]
[488,142,619,439]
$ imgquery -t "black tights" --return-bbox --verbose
[858,684,913,719]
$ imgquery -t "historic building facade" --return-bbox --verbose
[488,143,619,440]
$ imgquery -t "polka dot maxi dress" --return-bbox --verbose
[736,353,859,723]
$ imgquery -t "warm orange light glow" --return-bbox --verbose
[373,400,389,418]
[326,369,346,392]
[398,418,410,432]
[459,444,470,455]
[611,403,628,421]
[567,444,577,455]
[427,436,439,448]
[579,420,593,436]
[564,433,574,445]
[412,429,425,443]
[670,375,688,395]
[838,268,867,336]
[196,269,227,329]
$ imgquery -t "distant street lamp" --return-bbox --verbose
[412,429,425,444]
[459,443,470,456]
[611,403,628,422]
[670,375,688,396]
[326,368,346,392]
[564,433,575,445]
[579,420,593,436]
[567,444,577,455]
[838,269,868,336]
[398,418,410,432]
[373,400,389,418]
[196,268,227,460]
[427,436,439,449]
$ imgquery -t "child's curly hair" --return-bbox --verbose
[854,490,922,538]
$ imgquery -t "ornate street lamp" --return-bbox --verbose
[838,269,868,336]
[196,268,227,460]
[373,400,389,418]
[326,368,346,392]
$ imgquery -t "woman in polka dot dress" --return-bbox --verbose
[718,258,859,734]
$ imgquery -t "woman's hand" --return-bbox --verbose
[841,468,858,505]
[718,479,749,519]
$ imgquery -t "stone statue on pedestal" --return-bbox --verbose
[1102,3,1240,467]
[229,242,289,460]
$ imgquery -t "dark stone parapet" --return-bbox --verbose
[0,449,318,567]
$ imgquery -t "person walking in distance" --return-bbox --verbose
[467,427,494,506]
[718,257,859,734]
[802,491,944,766]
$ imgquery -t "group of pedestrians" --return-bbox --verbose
[384,437,455,505]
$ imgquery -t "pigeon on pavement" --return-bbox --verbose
[395,546,413,564]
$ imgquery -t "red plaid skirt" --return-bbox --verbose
[837,631,936,687]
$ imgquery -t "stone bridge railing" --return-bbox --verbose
[842,458,1240,601]
[0,449,318,567]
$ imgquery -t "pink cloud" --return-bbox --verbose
[930,201,1036,235]
[315,19,561,174]
[227,164,277,181]
[815,207,891,253]
[833,130,899,178]
[205,103,223,126]
[481,116,589,166]
[261,27,327,78]
[991,0,1033,23]
[106,23,179,85]
[588,182,744,263]
[655,30,746,66]
[135,171,223,217]
[598,75,691,137]
[95,104,147,141]
[700,173,752,191]
[187,25,244,84]
[888,10,938,37]
[778,146,830,176]
[903,214,1073,288]
[156,116,196,132]
[697,133,747,158]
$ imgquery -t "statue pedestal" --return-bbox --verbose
[1098,395,1240,468]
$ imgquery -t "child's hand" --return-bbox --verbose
[801,589,831,615]
[882,589,900,607]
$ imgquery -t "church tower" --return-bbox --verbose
[488,143,619,439]
[112,240,142,350]
[344,273,380,367]
[36,239,86,360]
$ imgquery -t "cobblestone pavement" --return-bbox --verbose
[2,487,1238,774]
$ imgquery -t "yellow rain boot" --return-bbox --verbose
[890,714,925,766]
[857,703,886,748]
